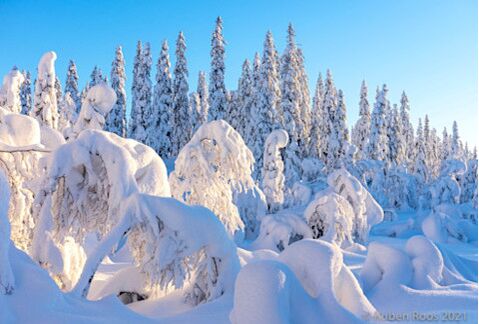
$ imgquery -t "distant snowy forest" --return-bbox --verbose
[0,17,477,323]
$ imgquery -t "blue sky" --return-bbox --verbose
[0,0,477,146]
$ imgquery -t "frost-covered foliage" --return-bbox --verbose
[321,69,337,166]
[252,212,312,252]
[0,108,52,251]
[231,240,377,324]
[233,60,254,141]
[327,89,349,170]
[151,40,173,158]
[461,150,477,204]
[171,32,192,157]
[105,46,127,137]
[208,17,227,121]
[57,92,78,133]
[262,129,288,212]
[0,68,25,114]
[0,169,14,295]
[32,52,60,129]
[429,159,464,206]
[67,83,117,140]
[169,120,257,241]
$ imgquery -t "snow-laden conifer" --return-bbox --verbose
[208,17,227,121]
[105,46,127,137]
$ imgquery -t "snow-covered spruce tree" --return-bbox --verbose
[64,60,81,113]
[296,47,311,158]
[387,104,405,166]
[0,68,24,114]
[309,73,324,159]
[367,84,389,162]
[414,118,429,185]
[450,120,461,160]
[246,52,261,149]
[262,129,288,212]
[400,91,415,169]
[105,46,127,137]
[171,32,192,157]
[321,69,337,164]
[169,120,259,241]
[428,128,441,178]
[232,60,254,140]
[279,24,302,186]
[327,89,349,170]
[129,41,145,141]
[149,40,174,158]
[208,17,227,121]
[0,169,14,295]
[32,51,59,129]
[441,127,451,161]
[197,71,209,127]
[250,32,282,179]
[225,90,238,128]
[20,70,32,115]
[352,80,371,160]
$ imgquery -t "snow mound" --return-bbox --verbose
[230,240,377,324]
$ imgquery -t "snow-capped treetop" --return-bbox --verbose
[197,71,209,126]
[450,121,461,159]
[105,46,127,137]
[0,68,25,114]
[310,72,324,159]
[32,51,59,129]
[208,16,227,121]
[19,70,32,115]
[367,84,389,162]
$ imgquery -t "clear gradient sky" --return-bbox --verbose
[0,0,477,146]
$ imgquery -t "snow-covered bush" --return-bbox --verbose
[170,120,259,241]
[231,240,377,323]
[0,108,53,251]
[252,212,312,252]
[304,189,354,247]
[66,83,117,140]
[31,130,170,290]
[290,181,313,206]
[301,157,324,182]
[0,169,14,295]
[262,129,288,212]
[326,168,383,243]
[429,159,465,206]
[0,69,24,114]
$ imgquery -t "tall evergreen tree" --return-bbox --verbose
[387,104,405,166]
[232,60,254,140]
[106,46,127,137]
[327,89,349,170]
[150,40,173,158]
[400,91,415,168]
[441,127,451,161]
[208,17,227,121]
[279,24,302,184]
[196,71,209,127]
[19,70,32,115]
[189,91,201,132]
[64,60,81,113]
[32,52,59,129]
[309,73,324,159]
[367,84,389,161]
[171,32,191,156]
[414,118,428,183]
[450,120,460,159]
[54,76,62,109]
[352,80,371,159]
[296,47,311,157]
[321,69,337,163]
[250,31,282,178]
